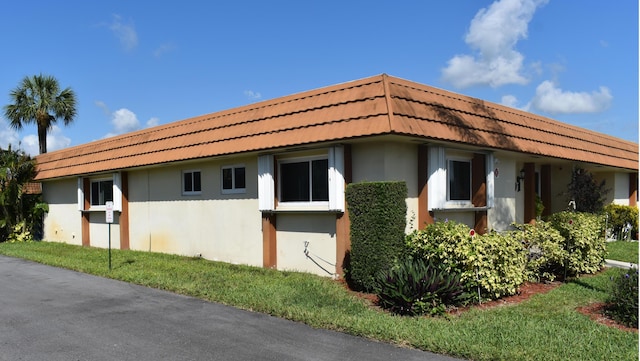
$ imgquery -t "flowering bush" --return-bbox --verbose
[514,221,567,282]
[550,211,606,275]
[606,268,638,328]
[405,221,527,300]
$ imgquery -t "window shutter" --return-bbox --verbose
[485,152,495,208]
[258,154,275,211]
[328,146,345,212]
[427,146,446,210]
[113,172,122,212]
[77,177,84,211]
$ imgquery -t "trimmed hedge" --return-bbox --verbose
[345,181,407,292]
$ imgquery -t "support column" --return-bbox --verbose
[335,145,352,277]
[262,214,277,269]
[119,172,130,250]
[81,178,90,247]
[630,173,638,207]
[417,145,434,229]
[472,153,487,233]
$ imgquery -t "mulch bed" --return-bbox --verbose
[339,279,638,333]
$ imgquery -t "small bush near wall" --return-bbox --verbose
[405,221,527,300]
[345,181,407,292]
[604,204,639,240]
[550,211,606,275]
[606,268,639,328]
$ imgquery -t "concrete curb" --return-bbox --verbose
[604,259,638,270]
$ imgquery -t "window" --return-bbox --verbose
[258,147,345,212]
[183,170,201,195]
[222,165,246,194]
[428,146,493,210]
[448,159,471,201]
[91,179,113,206]
[279,157,329,203]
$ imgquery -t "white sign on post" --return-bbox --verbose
[105,201,114,223]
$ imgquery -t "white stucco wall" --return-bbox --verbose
[276,213,336,275]
[351,142,419,232]
[126,158,263,267]
[42,178,83,245]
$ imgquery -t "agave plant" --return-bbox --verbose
[375,257,470,316]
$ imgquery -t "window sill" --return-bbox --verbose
[430,206,491,212]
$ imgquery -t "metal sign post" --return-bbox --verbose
[106,201,114,270]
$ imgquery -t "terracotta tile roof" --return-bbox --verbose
[34,74,638,180]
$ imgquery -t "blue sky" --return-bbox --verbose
[0,0,637,155]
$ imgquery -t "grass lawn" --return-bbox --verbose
[607,241,639,264]
[0,241,637,361]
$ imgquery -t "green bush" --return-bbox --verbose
[375,257,469,316]
[550,211,606,275]
[606,268,638,328]
[345,181,407,292]
[405,221,527,300]
[515,221,567,282]
[604,204,638,240]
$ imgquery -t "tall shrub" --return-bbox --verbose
[604,204,638,240]
[566,166,609,213]
[550,211,606,275]
[345,181,407,292]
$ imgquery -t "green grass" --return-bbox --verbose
[0,241,637,361]
[607,241,639,264]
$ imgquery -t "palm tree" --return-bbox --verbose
[3,74,77,154]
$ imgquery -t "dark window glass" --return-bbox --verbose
[193,172,201,192]
[184,172,193,192]
[280,162,310,202]
[311,159,329,201]
[184,171,201,193]
[222,168,233,189]
[91,180,113,206]
[449,160,471,201]
[234,167,246,189]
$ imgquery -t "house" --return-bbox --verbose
[34,74,639,277]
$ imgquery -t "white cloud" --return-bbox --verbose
[101,106,159,138]
[20,126,71,156]
[531,80,612,114]
[244,90,262,100]
[110,14,138,51]
[154,42,176,57]
[146,117,160,127]
[112,108,140,133]
[501,95,519,108]
[441,0,548,88]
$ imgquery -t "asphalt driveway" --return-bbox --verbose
[0,255,463,361]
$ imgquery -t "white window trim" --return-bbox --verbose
[427,146,494,211]
[77,173,122,211]
[221,164,246,194]
[182,169,202,196]
[446,156,473,207]
[258,146,345,213]
[277,155,330,210]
